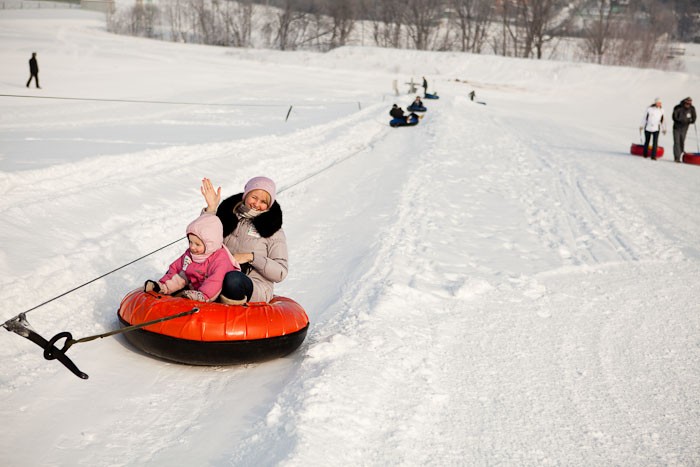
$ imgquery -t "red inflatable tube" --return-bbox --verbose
[682,152,700,165]
[117,289,309,365]
[630,143,664,158]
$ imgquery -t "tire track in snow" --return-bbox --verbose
[442,105,700,464]
[541,262,700,465]
[247,94,554,465]
[485,110,688,267]
[231,99,490,465]
[482,114,635,266]
[527,133,642,264]
[398,98,700,465]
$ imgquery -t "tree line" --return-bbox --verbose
[107,0,700,70]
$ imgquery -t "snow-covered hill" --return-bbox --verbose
[1,8,699,466]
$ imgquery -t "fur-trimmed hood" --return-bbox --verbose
[216,192,283,239]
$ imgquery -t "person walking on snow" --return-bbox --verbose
[26,52,40,89]
[640,98,666,160]
[422,76,428,95]
[145,214,240,302]
[672,97,696,163]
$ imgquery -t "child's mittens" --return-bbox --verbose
[144,280,161,293]
[161,274,186,295]
[181,290,208,302]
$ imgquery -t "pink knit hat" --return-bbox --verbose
[243,176,276,207]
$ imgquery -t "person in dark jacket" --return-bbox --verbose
[389,104,418,124]
[390,104,404,119]
[672,97,697,163]
[411,96,424,108]
[422,76,428,94]
[26,52,40,89]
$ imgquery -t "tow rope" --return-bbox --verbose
[2,116,385,379]
[3,306,199,380]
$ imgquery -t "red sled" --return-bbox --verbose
[630,143,664,158]
[682,152,700,166]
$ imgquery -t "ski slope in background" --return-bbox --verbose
[1,8,699,466]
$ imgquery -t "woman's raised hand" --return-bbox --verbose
[200,177,221,211]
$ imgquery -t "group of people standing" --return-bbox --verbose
[640,97,696,162]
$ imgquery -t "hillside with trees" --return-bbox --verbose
[108,0,700,70]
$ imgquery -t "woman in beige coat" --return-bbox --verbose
[200,176,288,304]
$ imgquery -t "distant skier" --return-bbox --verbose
[639,98,666,160]
[672,97,696,163]
[26,52,40,89]
[469,90,476,101]
[422,76,428,94]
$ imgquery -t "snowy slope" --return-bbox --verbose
[1,8,699,467]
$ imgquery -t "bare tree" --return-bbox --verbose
[634,0,676,68]
[402,0,443,50]
[107,1,161,39]
[162,0,189,42]
[189,0,217,44]
[270,0,312,50]
[579,0,617,64]
[602,0,676,69]
[218,0,254,47]
[107,0,690,71]
[512,0,576,59]
[299,0,357,49]
[368,0,403,48]
[450,0,492,53]
[489,0,519,56]
[295,7,334,50]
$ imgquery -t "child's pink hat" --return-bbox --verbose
[187,214,224,256]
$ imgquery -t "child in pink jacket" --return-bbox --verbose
[145,214,240,302]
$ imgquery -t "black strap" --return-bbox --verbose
[4,314,87,379]
[4,307,199,380]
